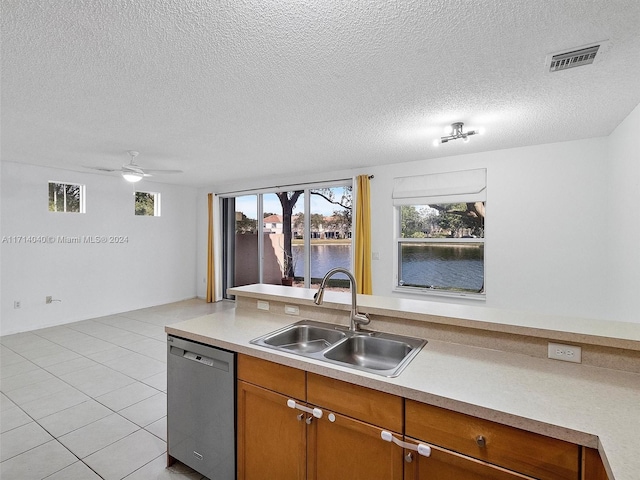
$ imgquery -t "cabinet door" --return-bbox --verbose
[237,381,306,480]
[582,447,609,480]
[403,438,535,480]
[307,411,403,480]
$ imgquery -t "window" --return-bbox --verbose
[221,182,352,297]
[135,191,160,216]
[48,182,85,213]
[393,169,486,297]
[397,203,485,294]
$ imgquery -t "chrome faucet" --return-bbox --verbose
[313,267,370,332]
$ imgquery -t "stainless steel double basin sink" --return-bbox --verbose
[250,320,427,377]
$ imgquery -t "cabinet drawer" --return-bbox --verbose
[405,400,579,480]
[307,373,403,432]
[237,354,305,399]
[404,438,536,480]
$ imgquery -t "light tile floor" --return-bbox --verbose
[0,298,235,480]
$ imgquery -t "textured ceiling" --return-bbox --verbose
[2,0,639,187]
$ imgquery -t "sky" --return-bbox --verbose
[234,187,350,219]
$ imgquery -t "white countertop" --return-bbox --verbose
[166,300,640,480]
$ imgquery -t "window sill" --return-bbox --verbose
[393,286,486,302]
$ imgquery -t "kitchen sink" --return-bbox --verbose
[323,334,414,371]
[261,323,347,354]
[251,320,426,377]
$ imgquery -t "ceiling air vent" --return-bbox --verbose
[545,40,610,73]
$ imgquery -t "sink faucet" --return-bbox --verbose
[313,267,370,332]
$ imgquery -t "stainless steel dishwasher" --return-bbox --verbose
[167,335,235,479]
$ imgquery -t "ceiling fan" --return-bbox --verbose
[88,150,183,183]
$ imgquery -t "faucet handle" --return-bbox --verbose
[353,312,371,327]
[313,288,325,305]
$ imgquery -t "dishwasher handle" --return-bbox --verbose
[169,345,230,372]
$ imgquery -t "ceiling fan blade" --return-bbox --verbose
[143,169,183,174]
[84,166,120,172]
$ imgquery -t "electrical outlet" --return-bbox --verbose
[14,300,21,309]
[284,305,299,315]
[257,300,269,311]
[548,342,582,363]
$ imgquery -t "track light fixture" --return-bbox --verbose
[435,122,481,145]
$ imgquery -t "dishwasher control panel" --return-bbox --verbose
[183,351,215,366]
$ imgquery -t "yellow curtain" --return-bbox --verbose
[206,193,216,302]
[354,175,372,294]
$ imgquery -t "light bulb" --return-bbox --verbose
[123,172,143,183]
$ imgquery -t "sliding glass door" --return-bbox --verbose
[221,182,352,298]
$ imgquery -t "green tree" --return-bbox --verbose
[235,212,257,234]
[311,187,352,224]
[135,192,155,216]
[276,186,352,277]
[400,206,426,237]
[49,182,81,212]
[310,213,324,229]
[430,202,484,237]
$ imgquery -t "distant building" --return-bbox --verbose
[263,214,283,234]
[291,214,351,240]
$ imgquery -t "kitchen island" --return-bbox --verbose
[166,284,640,480]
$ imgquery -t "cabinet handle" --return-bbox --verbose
[405,452,413,463]
[296,413,304,421]
[287,399,323,419]
[305,416,314,425]
[476,435,486,447]
[380,430,431,457]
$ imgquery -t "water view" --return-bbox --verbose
[400,244,484,292]
[292,243,484,291]
[292,244,351,279]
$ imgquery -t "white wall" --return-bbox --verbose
[0,162,198,335]
[606,103,640,322]
[198,104,640,324]
[368,138,611,319]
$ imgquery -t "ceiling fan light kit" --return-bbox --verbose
[122,151,144,182]
[85,150,183,182]
[435,122,481,146]
[122,171,144,183]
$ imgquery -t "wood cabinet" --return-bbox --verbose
[306,373,403,431]
[238,355,584,480]
[405,400,580,480]
[309,410,403,480]
[307,373,404,480]
[237,381,306,480]
[237,355,308,480]
[237,355,404,480]
[403,438,535,479]
[582,447,609,480]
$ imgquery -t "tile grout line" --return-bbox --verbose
[1,299,229,479]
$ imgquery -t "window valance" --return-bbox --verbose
[392,168,486,205]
